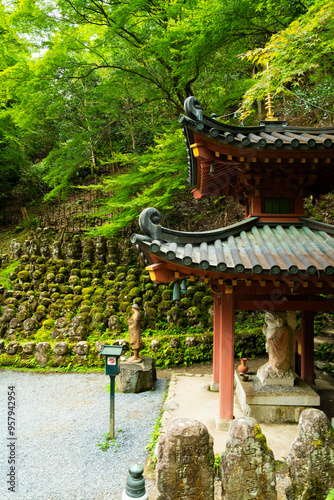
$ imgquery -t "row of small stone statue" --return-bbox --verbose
[155,409,334,500]
[0,339,92,366]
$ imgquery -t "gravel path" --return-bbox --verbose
[0,370,168,500]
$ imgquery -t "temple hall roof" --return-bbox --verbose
[132,208,334,278]
[180,97,334,199]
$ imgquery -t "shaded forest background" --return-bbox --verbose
[0,0,333,242]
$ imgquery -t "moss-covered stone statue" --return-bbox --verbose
[127,304,142,363]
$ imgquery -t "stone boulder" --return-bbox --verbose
[51,317,69,339]
[21,342,36,359]
[35,342,51,366]
[0,339,5,353]
[6,341,22,355]
[73,341,89,365]
[116,357,156,393]
[23,318,39,336]
[1,307,17,323]
[52,341,69,366]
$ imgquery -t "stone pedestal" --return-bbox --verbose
[257,362,295,386]
[235,371,320,423]
[116,357,156,393]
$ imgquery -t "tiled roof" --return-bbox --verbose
[180,97,334,193]
[180,96,334,150]
[132,208,334,277]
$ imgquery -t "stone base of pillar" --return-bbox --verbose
[210,382,219,392]
[235,371,320,423]
[215,415,234,431]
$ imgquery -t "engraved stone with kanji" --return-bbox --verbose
[220,417,277,500]
[156,418,215,500]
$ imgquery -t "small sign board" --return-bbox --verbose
[101,344,123,376]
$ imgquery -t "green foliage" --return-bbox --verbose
[146,390,168,465]
[214,453,221,477]
[315,343,334,363]
[87,125,188,236]
[242,0,334,120]
[0,260,20,289]
[327,489,334,500]
[96,432,119,452]
[0,0,313,216]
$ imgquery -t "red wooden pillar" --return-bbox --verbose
[213,287,223,385]
[301,311,315,385]
[218,290,235,420]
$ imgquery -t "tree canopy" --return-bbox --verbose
[0,0,332,232]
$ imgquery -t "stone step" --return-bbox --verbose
[314,336,334,348]
[319,327,334,337]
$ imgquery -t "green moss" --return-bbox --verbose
[50,310,60,319]
[79,305,91,313]
[161,289,172,300]
[42,318,55,330]
[254,424,269,449]
[120,301,130,312]
[82,260,93,269]
[202,296,214,308]
[17,270,31,282]
[128,287,142,299]
[56,259,66,269]
[179,297,191,309]
[158,300,173,315]
[70,268,81,276]
[64,293,74,301]
[81,277,92,286]
[192,291,205,305]
[35,327,52,342]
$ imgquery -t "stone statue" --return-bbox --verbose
[257,311,295,386]
[128,304,142,363]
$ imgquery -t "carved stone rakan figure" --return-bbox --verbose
[257,311,295,386]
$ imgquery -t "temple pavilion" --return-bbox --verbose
[131,96,334,421]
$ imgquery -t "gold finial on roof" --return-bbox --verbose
[265,92,276,120]
[265,63,276,121]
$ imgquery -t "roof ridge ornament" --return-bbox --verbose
[184,96,203,122]
[139,207,161,239]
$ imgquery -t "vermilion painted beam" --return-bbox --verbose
[144,257,334,295]
[235,299,334,311]
[301,311,315,385]
[219,292,235,420]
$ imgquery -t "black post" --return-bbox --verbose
[109,375,115,439]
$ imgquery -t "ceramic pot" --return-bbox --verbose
[238,358,248,374]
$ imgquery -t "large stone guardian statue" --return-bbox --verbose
[257,311,295,386]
